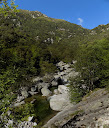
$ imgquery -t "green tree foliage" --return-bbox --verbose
[2,0,109,125]
[69,38,109,102]
[0,0,18,17]
[12,103,35,121]
[69,76,87,103]
[0,0,19,126]
[76,38,109,90]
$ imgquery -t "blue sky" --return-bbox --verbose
[15,0,109,29]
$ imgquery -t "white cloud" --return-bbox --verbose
[78,18,83,26]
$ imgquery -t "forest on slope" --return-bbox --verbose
[1,0,109,127]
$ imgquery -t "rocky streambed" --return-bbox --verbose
[2,61,109,128]
[4,61,79,128]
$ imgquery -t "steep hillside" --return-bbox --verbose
[1,8,109,128]
[17,10,90,43]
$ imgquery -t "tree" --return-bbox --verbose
[0,0,18,126]
[76,38,109,91]
[0,0,18,17]
[69,38,109,103]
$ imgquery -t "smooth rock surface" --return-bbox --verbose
[49,93,71,111]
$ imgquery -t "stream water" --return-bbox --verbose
[25,93,57,127]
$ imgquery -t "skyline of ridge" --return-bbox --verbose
[15,0,109,29]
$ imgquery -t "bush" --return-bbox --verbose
[12,103,35,121]
[40,60,57,75]
[69,76,87,103]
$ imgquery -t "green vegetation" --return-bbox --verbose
[1,0,109,126]
[12,103,35,121]
[11,94,56,127]
[69,38,109,102]
[0,2,87,119]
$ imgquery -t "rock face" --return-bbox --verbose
[44,89,109,128]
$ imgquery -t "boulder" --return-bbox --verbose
[31,86,36,92]
[54,75,60,80]
[41,88,52,96]
[43,73,54,83]
[16,95,25,102]
[32,77,42,83]
[14,101,25,107]
[18,121,37,128]
[72,60,77,64]
[49,93,71,111]
[51,80,58,86]
[28,116,33,122]
[58,71,66,76]
[5,120,13,128]
[58,85,69,94]
[28,91,38,96]
[67,71,79,78]
[56,61,65,68]
[61,77,68,84]
[35,82,50,91]
[8,120,13,126]
[64,64,71,70]
[21,90,28,98]
[30,99,36,104]
[7,110,11,116]
[53,89,59,95]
